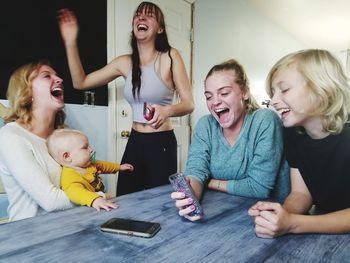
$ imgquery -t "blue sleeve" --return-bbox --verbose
[184,116,212,185]
[227,110,286,198]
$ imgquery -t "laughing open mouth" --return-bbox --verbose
[51,87,63,97]
[137,24,148,31]
[277,108,291,118]
[214,108,229,118]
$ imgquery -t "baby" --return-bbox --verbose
[47,129,133,211]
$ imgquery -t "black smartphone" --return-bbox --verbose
[169,172,204,217]
[143,102,155,121]
[100,218,161,238]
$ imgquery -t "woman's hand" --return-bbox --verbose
[170,177,203,222]
[248,201,295,238]
[148,104,170,129]
[170,191,202,222]
[57,8,79,46]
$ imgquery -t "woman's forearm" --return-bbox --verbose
[283,192,313,214]
[290,208,350,234]
[208,179,227,193]
[65,43,89,89]
[187,176,204,200]
[166,100,194,118]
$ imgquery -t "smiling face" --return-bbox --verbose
[132,3,164,42]
[31,65,64,113]
[6,61,66,128]
[270,63,316,128]
[204,70,249,130]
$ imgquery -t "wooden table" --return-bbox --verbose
[0,185,349,262]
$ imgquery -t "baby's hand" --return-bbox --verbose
[105,192,114,200]
[120,163,134,172]
[92,197,118,211]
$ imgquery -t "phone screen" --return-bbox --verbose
[100,218,161,238]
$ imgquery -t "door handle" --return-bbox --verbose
[121,130,130,138]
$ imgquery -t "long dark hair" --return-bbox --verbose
[131,1,173,98]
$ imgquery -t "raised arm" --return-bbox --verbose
[57,8,128,90]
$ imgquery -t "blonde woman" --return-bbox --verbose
[172,59,290,221]
[249,49,350,237]
[0,60,74,222]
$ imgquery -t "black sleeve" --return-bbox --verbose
[284,127,298,168]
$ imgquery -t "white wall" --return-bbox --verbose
[191,0,305,127]
[64,104,108,161]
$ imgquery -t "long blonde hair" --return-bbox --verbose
[266,49,350,134]
[4,60,65,128]
[205,59,260,113]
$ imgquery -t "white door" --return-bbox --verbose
[106,0,193,196]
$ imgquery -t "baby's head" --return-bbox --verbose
[47,129,94,169]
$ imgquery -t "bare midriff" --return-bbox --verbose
[132,119,173,133]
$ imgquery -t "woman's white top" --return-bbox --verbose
[0,122,73,221]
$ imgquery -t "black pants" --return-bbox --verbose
[117,129,177,196]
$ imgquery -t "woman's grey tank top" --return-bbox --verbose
[124,55,175,123]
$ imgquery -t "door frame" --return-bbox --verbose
[106,0,118,196]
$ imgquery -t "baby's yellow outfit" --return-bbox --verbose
[61,160,120,207]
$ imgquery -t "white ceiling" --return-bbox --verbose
[247,0,350,51]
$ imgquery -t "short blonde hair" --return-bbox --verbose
[4,60,65,129]
[205,59,260,113]
[266,49,350,134]
[47,129,84,164]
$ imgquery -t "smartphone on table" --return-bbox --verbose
[101,218,161,238]
[169,172,204,218]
